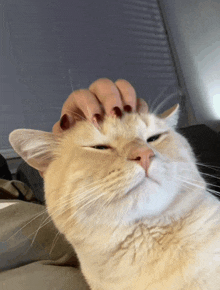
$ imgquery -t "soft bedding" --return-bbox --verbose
[0,199,89,290]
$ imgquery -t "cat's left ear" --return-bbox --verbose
[158,104,179,128]
[9,129,58,172]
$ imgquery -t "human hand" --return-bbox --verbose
[38,78,148,177]
[52,78,148,134]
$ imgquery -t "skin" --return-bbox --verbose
[52,78,148,134]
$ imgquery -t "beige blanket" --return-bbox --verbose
[0,179,89,290]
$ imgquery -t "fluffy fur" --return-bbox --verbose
[9,106,220,289]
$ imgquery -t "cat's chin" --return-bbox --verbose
[122,172,180,222]
[126,174,160,198]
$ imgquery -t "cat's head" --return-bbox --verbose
[9,104,205,227]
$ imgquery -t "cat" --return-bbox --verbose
[9,103,220,290]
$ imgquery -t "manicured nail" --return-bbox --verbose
[124,105,132,112]
[93,114,103,123]
[60,114,72,130]
[110,107,122,118]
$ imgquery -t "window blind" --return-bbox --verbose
[1,0,183,155]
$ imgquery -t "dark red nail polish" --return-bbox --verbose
[111,107,122,118]
[60,114,71,130]
[94,114,103,123]
[124,105,132,112]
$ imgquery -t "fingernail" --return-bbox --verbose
[124,105,132,112]
[93,114,103,123]
[60,114,72,130]
[110,107,122,118]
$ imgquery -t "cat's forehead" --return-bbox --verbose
[101,113,169,139]
[101,113,147,139]
[66,112,168,146]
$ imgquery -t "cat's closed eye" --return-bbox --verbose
[92,145,111,150]
[147,134,162,143]
[92,134,165,150]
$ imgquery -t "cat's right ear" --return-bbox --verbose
[158,104,179,128]
[9,129,58,172]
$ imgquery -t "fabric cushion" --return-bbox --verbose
[0,200,89,289]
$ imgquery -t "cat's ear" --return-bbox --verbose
[137,98,149,114]
[158,104,179,127]
[9,129,58,172]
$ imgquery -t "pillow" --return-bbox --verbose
[0,200,89,289]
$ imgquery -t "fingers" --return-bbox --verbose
[60,89,103,121]
[69,89,103,121]
[53,89,103,134]
[89,78,138,117]
[53,78,138,134]
[115,79,137,113]
[89,78,124,117]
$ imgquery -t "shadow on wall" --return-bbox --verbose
[159,0,220,131]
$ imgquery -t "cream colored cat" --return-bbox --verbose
[9,104,220,290]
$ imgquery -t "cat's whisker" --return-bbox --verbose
[46,168,131,207]
[5,160,192,248]
[4,197,67,247]
[179,183,194,192]
[71,177,137,225]
[49,231,60,255]
[199,172,220,181]
[58,179,129,226]
[176,177,220,197]
[207,188,220,196]
[176,174,220,190]
[174,176,206,191]
[26,215,54,248]
[3,209,58,252]
[5,176,126,247]
[56,171,133,208]
[196,162,220,171]
[3,208,48,243]
[44,179,107,209]
[48,185,108,222]
[149,82,175,112]
[175,178,207,197]
[176,174,205,184]
[149,86,169,112]
[153,91,180,115]
[63,182,110,207]
[68,189,109,215]
[175,176,220,196]
[180,168,220,181]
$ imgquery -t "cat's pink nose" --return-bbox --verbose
[128,146,155,176]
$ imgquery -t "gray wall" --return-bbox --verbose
[160,0,220,131]
[1,0,184,156]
